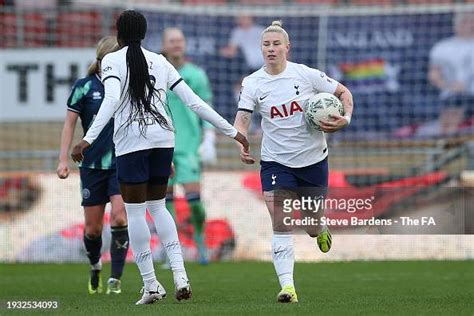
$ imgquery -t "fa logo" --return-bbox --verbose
[294,85,300,95]
[271,174,277,185]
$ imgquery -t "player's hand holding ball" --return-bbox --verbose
[319,114,350,133]
[71,140,91,163]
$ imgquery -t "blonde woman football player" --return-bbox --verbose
[57,36,128,295]
[233,21,353,303]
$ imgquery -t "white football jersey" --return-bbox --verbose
[84,46,236,156]
[238,61,339,168]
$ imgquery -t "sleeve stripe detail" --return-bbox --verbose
[238,108,253,113]
[102,75,121,83]
[170,78,183,91]
[67,108,81,114]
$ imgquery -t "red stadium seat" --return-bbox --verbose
[109,12,121,34]
[0,13,17,47]
[56,11,101,47]
[23,13,48,47]
[0,13,47,47]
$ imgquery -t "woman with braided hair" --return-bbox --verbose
[72,10,249,305]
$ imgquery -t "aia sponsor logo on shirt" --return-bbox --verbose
[270,101,303,119]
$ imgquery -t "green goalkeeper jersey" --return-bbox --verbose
[167,62,213,155]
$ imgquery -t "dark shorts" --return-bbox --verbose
[116,148,174,185]
[260,157,328,192]
[80,168,120,207]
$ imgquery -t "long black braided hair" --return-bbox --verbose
[117,10,171,136]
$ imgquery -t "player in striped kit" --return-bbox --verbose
[234,21,354,303]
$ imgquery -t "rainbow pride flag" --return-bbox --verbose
[340,58,386,81]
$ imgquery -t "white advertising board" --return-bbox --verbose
[0,48,95,122]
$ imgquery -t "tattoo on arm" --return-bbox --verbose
[336,88,353,116]
[235,110,252,135]
[240,111,251,124]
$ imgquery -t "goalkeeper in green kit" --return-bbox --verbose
[162,27,216,265]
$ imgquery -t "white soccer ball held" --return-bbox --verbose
[304,92,345,131]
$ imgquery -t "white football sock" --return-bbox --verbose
[272,233,295,288]
[124,202,157,289]
[147,199,188,284]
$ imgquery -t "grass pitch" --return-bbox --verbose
[0,261,472,315]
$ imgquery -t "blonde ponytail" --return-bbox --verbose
[87,36,118,76]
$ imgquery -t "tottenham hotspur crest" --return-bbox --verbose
[294,85,300,95]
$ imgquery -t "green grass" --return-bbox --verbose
[0,261,473,315]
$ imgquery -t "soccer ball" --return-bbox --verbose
[304,92,344,131]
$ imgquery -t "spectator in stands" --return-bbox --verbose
[425,12,474,136]
[220,15,265,133]
[57,36,129,295]
[220,14,265,73]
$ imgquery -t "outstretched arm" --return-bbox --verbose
[83,78,119,145]
[172,81,249,152]
[71,77,120,163]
